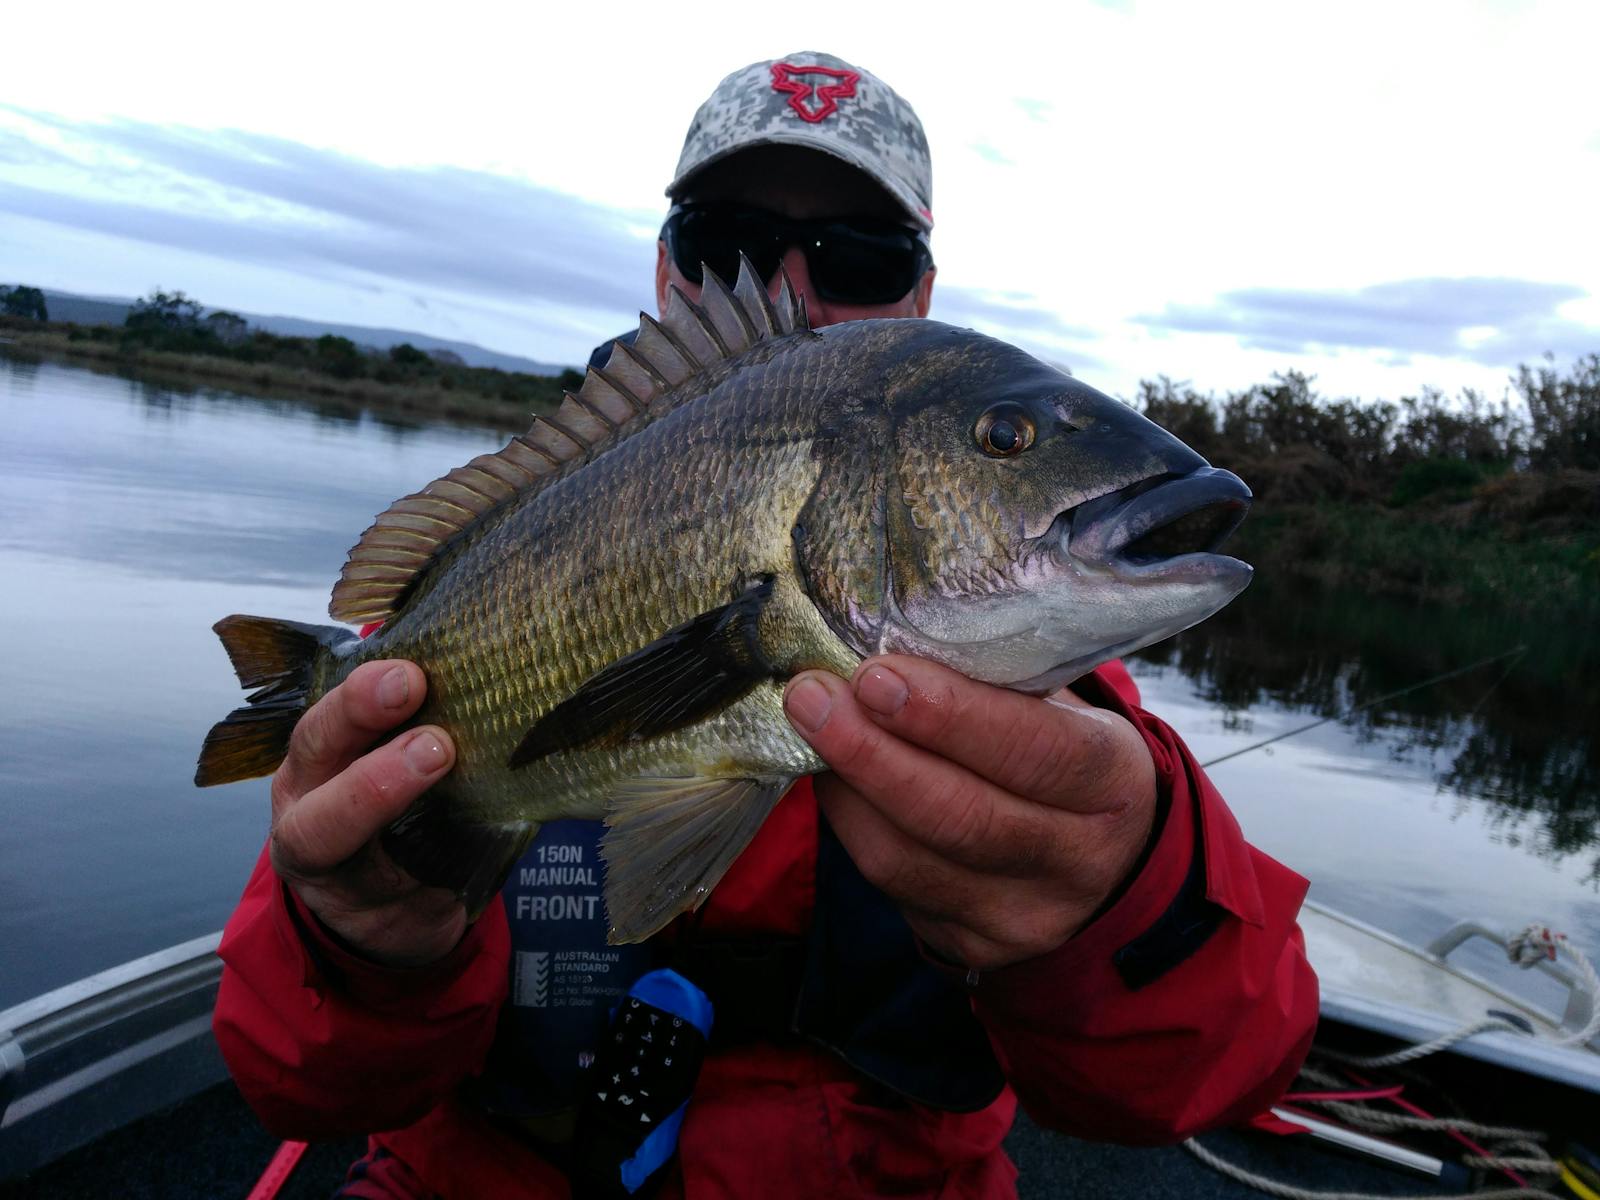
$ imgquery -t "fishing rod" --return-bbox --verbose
[1199,644,1529,770]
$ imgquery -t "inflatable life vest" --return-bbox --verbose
[468,809,1005,1130]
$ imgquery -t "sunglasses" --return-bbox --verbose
[662,203,933,306]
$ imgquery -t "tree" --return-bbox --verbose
[125,290,203,333]
[389,342,431,366]
[0,285,48,321]
[315,334,366,379]
[204,310,249,346]
[1519,353,1600,471]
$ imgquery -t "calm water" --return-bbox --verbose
[2,354,1596,1010]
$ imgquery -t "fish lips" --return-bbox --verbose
[1064,466,1253,583]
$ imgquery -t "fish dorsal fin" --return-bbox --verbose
[330,258,809,624]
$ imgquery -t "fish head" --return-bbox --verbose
[862,324,1252,692]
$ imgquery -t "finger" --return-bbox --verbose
[272,725,454,878]
[274,660,428,803]
[786,672,1066,874]
[847,655,1142,812]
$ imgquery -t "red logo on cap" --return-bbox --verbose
[770,63,859,123]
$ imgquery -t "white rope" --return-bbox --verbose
[1461,1154,1559,1174]
[1317,1018,1524,1069]
[1180,1137,1566,1200]
[1309,1102,1545,1143]
[1321,922,1599,1069]
[1506,924,1600,1047]
[1182,924,1596,1200]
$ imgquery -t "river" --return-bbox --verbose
[2,352,1596,1011]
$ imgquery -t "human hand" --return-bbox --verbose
[783,656,1157,972]
[268,660,465,967]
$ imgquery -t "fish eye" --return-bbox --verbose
[974,405,1036,457]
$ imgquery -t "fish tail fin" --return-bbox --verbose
[195,614,357,787]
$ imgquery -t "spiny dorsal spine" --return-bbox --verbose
[329,257,811,624]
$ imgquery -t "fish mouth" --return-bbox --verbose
[878,465,1255,697]
[1063,466,1253,580]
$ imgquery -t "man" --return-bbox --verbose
[214,52,1317,1199]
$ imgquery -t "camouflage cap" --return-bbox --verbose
[668,51,934,232]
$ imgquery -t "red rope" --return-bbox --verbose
[1284,1085,1405,1103]
[1345,1070,1528,1188]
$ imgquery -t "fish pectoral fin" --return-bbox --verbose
[381,794,539,920]
[508,575,778,767]
[601,774,792,945]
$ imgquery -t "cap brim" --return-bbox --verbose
[667,133,932,233]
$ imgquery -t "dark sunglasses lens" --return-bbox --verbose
[811,223,924,305]
[669,209,783,290]
[669,207,927,305]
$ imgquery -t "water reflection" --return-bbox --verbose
[1132,575,1600,881]
[0,352,505,1008]
[2,349,1595,1014]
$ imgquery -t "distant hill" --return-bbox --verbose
[40,292,131,328]
[37,289,574,376]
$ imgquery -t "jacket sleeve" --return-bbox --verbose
[970,662,1318,1144]
[212,845,511,1139]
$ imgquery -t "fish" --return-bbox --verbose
[195,258,1253,944]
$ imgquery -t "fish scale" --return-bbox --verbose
[352,357,840,816]
[196,259,1254,943]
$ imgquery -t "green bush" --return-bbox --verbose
[315,335,366,380]
[1388,457,1505,507]
[1133,357,1600,503]
[1518,354,1600,470]
[389,342,431,366]
[0,284,48,321]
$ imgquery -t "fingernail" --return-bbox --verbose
[785,677,833,734]
[378,665,410,709]
[403,730,448,774]
[855,664,907,716]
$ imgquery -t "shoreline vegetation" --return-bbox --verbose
[3,288,1596,622]
[1135,365,1599,623]
[1,289,573,431]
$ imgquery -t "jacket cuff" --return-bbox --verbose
[977,764,1196,1013]
[970,669,1251,1020]
[263,847,510,1016]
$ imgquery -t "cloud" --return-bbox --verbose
[0,126,71,168]
[0,109,656,320]
[1013,98,1052,124]
[969,140,1014,166]
[934,285,1094,340]
[932,285,1104,373]
[1136,277,1600,366]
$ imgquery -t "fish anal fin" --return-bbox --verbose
[382,795,539,919]
[509,575,778,767]
[602,775,791,944]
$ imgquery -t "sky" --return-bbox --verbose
[3,0,1598,403]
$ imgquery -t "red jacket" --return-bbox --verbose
[214,663,1317,1198]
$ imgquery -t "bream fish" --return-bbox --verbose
[195,259,1253,943]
